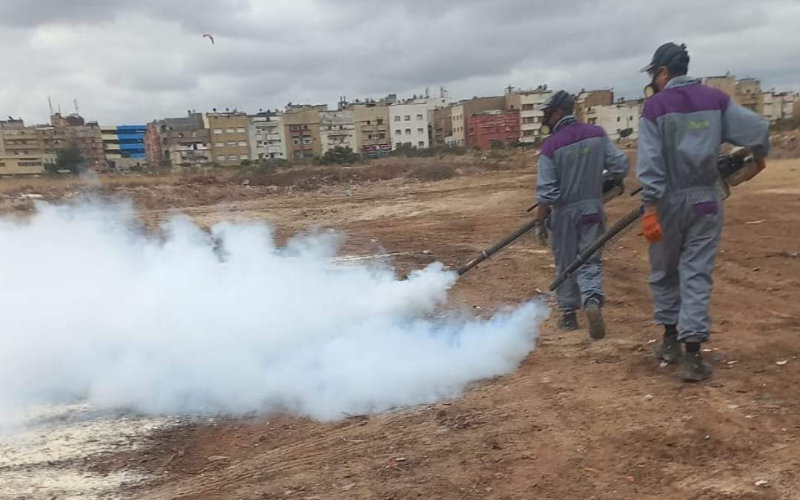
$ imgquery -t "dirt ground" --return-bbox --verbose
[6,153,800,499]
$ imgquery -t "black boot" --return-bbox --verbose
[584,298,606,340]
[557,311,578,331]
[679,343,713,382]
[653,325,682,364]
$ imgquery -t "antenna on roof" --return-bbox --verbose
[48,96,54,116]
[73,99,79,115]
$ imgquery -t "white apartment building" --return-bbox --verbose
[389,97,448,150]
[320,109,357,153]
[760,92,782,123]
[586,100,642,141]
[778,93,796,120]
[249,114,286,160]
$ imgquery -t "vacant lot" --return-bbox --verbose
[2,153,799,499]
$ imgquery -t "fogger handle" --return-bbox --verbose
[457,216,540,276]
[549,205,644,291]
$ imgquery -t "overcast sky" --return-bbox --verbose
[1,0,798,125]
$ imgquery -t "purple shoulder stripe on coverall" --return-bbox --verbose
[642,84,730,123]
[541,123,606,158]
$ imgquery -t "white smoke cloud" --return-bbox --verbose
[0,201,546,423]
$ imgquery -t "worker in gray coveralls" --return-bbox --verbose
[533,91,629,339]
[637,43,769,382]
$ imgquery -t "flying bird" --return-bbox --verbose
[202,33,215,44]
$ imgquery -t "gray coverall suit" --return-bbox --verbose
[636,76,769,343]
[537,115,629,312]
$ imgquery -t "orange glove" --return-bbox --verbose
[642,207,663,243]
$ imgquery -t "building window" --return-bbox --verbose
[379,133,386,139]
[404,115,410,121]
[416,114,423,120]
[616,117,621,122]
[293,138,300,145]
[215,142,224,147]
[302,137,312,144]
[394,116,401,122]
[238,141,246,146]
[228,154,237,161]
[225,128,235,133]
[395,129,402,136]
[522,104,534,111]
[213,129,222,134]
[418,141,424,147]
[236,128,246,133]
[417,128,424,134]
[396,142,402,148]
[217,155,226,161]
[226,141,236,146]
[377,119,384,125]
[240,154,248,160]
[405,128,411,134]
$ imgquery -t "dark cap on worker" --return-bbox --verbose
[641,42,690,74]
[534,90,574,114]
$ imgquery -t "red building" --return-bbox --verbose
[467,109,520,149]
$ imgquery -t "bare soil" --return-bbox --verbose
[5,153,800,499]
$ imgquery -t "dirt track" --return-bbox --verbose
[11,156,800,499]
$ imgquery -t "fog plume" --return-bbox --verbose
[0,202,546,423]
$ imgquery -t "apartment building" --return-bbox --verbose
[249,112,286,160]
[778,92,796,120]
[206,111,251,166]
[390,100,431,149]
[101,125,146,169]
[320,109,357,154]
[146,112,211,168]
[586,100,642,141]
[575,90,614,122]
[0,119,47,158]
[0,154,55,175]
[735,78,761,113]
[432,106,453,146]
[702,75,736,97]
[49,113,106,170]
[450,96,506,147]
[467,109,520,149]
[760,92,782,123]
[283,105,325,159]
[349,100,391,157]
[389,97,448,150]
[504,90,550,144]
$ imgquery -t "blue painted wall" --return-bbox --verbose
[116,125,146,158]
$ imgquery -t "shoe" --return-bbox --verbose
[653,335,683,364]
[679,351,713,382]
[557,311,578,331]
[584,299,606,340]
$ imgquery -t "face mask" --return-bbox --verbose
[539,109,556,136]
[644,70,660,98]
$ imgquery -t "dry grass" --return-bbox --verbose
[0,149,543,197]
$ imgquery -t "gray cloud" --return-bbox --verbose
[0,0,797,125]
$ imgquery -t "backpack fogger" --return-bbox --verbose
[549,148,758,291]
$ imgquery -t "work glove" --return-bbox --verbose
[642,207,663,243]
[533,219,548,246]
